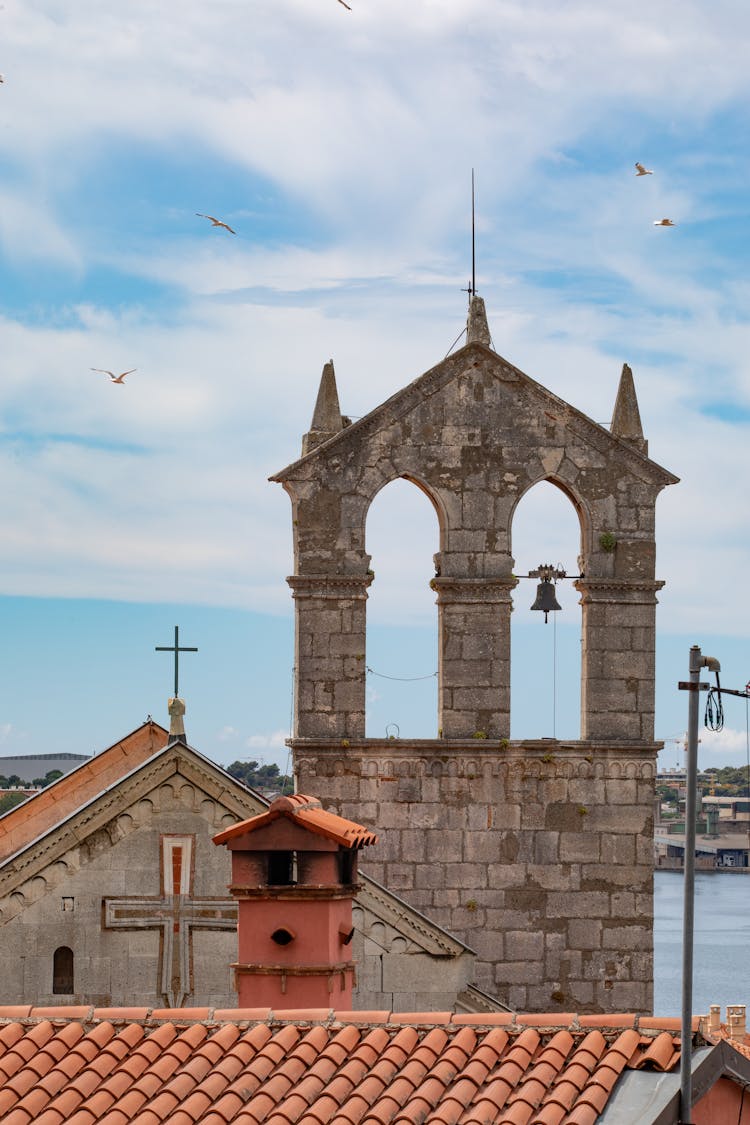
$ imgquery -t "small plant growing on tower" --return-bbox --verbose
[466,899,478,912]
[473,730,488,739]
[599,531,617,552]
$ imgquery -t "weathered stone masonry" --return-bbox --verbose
[271,298,678,1013]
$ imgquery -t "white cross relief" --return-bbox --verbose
[103,834,237,1007]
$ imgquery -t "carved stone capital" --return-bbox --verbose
[575,577,665,603]
[287,573,374,600]
[431,576,518,605]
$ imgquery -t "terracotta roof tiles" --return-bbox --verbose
[0,720,169,864]
[213,795,378,850]
[0,1007,698,1125]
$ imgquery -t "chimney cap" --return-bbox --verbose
[213,792,378,850]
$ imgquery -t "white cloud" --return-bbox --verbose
[216,726,239,741]
[245,729,288,751]
[0,0,749,649]
[700,728,750,755]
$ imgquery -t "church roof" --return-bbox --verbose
[0,720,169,863]
[0,1006,704,1125]
[213,793,379,850]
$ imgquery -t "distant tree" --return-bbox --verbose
[226,760,292,795]
[32,770,64,788]
[0,792,28,814]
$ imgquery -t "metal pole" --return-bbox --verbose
[679,643,702,1124]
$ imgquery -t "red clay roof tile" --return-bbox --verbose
[0,1007,33,1021]
[331,1013,391,1025]
[630,1030,680,1072]
[499,1102,534,1124]
[562,1107,598,1125]
[66,1107,101,1125]
[92,1008,152,1022]
[0,1009,694,1125]
[213,794,378,850]
[530,1105,565,1125]
[213,1009,275,1022]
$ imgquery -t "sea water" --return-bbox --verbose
[654,869,750,1017]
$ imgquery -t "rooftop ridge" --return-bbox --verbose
[0,1005,706,1038]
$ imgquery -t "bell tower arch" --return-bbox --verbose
[271,301,677,1013]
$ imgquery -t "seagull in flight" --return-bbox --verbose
[635,162,653,176]
[196,213,236,234]
[92,368,137,383]
[337,0,352,7]
[653,218,676,226]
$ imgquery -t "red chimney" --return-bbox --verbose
[213,794,377,1009]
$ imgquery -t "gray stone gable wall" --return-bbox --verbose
[0,779,241,1008]
[0,747,481,1012]
[276,340,676,1014]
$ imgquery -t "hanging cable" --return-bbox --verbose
[444,326,467,357]
[552,607,557,738]
[704,668,724,732]
[366,666,437,682]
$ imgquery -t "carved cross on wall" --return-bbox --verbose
[103,834,237,1007]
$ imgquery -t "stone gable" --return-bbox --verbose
[0,736,481,1013]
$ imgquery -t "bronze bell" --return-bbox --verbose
[530,579,561,623]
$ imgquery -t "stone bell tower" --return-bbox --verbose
[271,295,677,1014]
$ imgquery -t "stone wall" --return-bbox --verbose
[295,737,657,1014]
[0,791,239,1009]
[0,762,484,1013]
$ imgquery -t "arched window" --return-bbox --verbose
[510,481,582,739]
[365,478,440,737]
[53,945,74,994]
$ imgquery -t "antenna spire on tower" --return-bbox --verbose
[471,167,476,298]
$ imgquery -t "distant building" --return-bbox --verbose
[0,751,90,781]
[654,828,750,870]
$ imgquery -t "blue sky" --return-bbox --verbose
[1,0,749,775]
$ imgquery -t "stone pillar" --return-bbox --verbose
[433,577,517,739]
[289,573,373,740]
[576,578,664,741]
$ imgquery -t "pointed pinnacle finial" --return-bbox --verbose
[611,362,647,455]
[466,295,491,347]
[302,359,346,455]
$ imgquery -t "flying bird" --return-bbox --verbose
[0,75,4,83]
[653,219,676,226]
[337,0,352,8]
[92,368,137,383]
[635,162,653,176]
[195,213,236,234]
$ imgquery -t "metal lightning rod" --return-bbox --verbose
[471,169,476,298]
